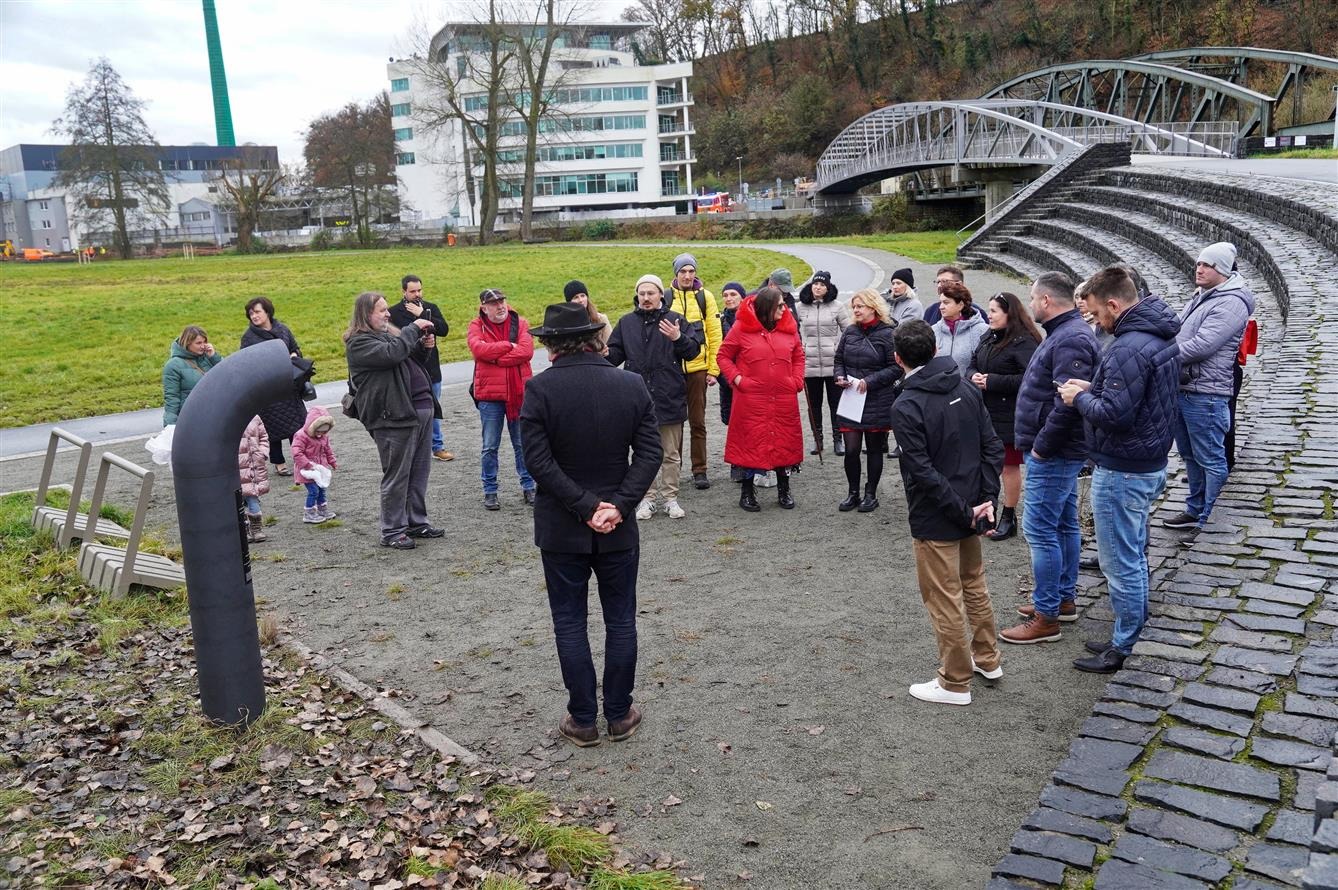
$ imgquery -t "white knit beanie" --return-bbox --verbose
[635,273,664,294]
[1197,242,1236,277]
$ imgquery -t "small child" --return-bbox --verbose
[292,406,338,523]
[239,416,270,542]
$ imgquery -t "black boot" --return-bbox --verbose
[986,506,1017,541]
[739,477,761,513]
[777,470,795,509]
[833,434,845,456]
[857,485,879,512]
[810,427,823,456]
[838,489,860,512]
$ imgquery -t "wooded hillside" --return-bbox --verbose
[624,0,1338,187]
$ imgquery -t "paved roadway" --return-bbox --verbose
[0,242,892,461]
[1131,155,1338,183]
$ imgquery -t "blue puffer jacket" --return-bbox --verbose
[1013,309,1099,460]
[1075,296,1182,474]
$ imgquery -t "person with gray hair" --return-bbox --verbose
[1162,242,1255,531]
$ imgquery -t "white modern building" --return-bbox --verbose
[387,22,694,228]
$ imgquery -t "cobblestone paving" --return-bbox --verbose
[973,166,1338,889]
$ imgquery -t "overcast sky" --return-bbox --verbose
[0,0,633,164]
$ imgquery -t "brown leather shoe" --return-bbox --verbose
[559,714,600,747]
[433,449,455,462]
[606,705,642,742]
[1016,601,1078,623]
[1000,615,1063,645]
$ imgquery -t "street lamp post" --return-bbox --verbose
[735,155,743,212]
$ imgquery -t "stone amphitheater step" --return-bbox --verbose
[994,233,1097,284]
[1017,215,1188,299]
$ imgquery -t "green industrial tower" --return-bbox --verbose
[202,0,236,146]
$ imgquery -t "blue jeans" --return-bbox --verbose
[478,400,533,494]
[541,546,640,726]
[1172,392,1229,525]
[1021,454,1085,618]
[243,495,262,515]
[1092,466,1166,654]
[304,482,327,508]
[431,381,444,452]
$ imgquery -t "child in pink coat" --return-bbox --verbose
[239,415,271,542]
[292,406,338,523]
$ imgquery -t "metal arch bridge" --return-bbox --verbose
[814,46,1338,196]
[814,99,1232,194]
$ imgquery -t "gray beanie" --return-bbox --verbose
[769,268,793,290]
[1197,242,1236,277]
[673,253,697,276]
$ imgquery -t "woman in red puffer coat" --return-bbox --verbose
[717,286,806,513]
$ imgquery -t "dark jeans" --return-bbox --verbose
[1226,362,1243,471]
[269,435,287,466]
[719,378,733,425]
[541,546,640,727]
[843,430,888,491]
[804,376,841,438]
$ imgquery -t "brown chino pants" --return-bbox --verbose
[912,536,1000,693]
[685,369,708,475]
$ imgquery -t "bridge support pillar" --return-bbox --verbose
[984,180,1017,222]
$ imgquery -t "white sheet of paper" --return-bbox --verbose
[837,378,866,422]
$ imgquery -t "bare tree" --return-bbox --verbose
[211,147,285,252]
[402,3,516,243]
[52,58,170,259]
[303,94,397,247]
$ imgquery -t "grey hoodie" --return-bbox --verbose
[1177,272,1255,397]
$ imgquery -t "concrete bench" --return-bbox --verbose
[30,427,130,548]
[76,452,184,597]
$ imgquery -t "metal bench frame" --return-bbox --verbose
[31,428,129,547]
[76,452,184,597]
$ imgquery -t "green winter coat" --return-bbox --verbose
[162,341,222,425]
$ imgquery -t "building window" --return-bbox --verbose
[588,33,611,50]
[390,77,410,92]
[394,127,413,141]
[530,172,638,197]
[552,85,647,104]
[391,102,411,117]
[40,219,53,229]
[464,95,488,112]
[38,200,49,211]
[396,152,416,165]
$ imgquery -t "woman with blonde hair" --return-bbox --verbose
[833,289,901,512]
[162,325,221,426]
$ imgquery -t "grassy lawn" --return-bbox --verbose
[0,244,804,427]
[1247,147,1338,159]
[836,230,970,264]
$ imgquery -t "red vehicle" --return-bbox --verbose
[697,192,733,213]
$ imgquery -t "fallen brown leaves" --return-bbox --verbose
[0,607,688,888]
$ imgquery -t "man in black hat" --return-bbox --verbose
[520,302,664,747]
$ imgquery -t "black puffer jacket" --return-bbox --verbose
[832,321,901,430]
[966,329,1040,446]
[606,293,702,426]
[891,356,1004,541]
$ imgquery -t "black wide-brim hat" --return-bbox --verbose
[532,302,606,337]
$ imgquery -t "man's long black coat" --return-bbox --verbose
[520,352,663,554]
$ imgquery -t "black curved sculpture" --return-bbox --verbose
[171,338,310,726]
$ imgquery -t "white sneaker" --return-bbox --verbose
[754,471,777,488]
[909,678,971,706]
[635,499,655,520]
[972,660,1003,680]
[664,499,686,519]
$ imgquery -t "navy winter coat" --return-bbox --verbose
[606,294,702,426]
[891,356,1004,541]
[1075,296,1182,474]
[966,329,1040,446]
[1013,309,1099,460]
[833,320,901,430]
